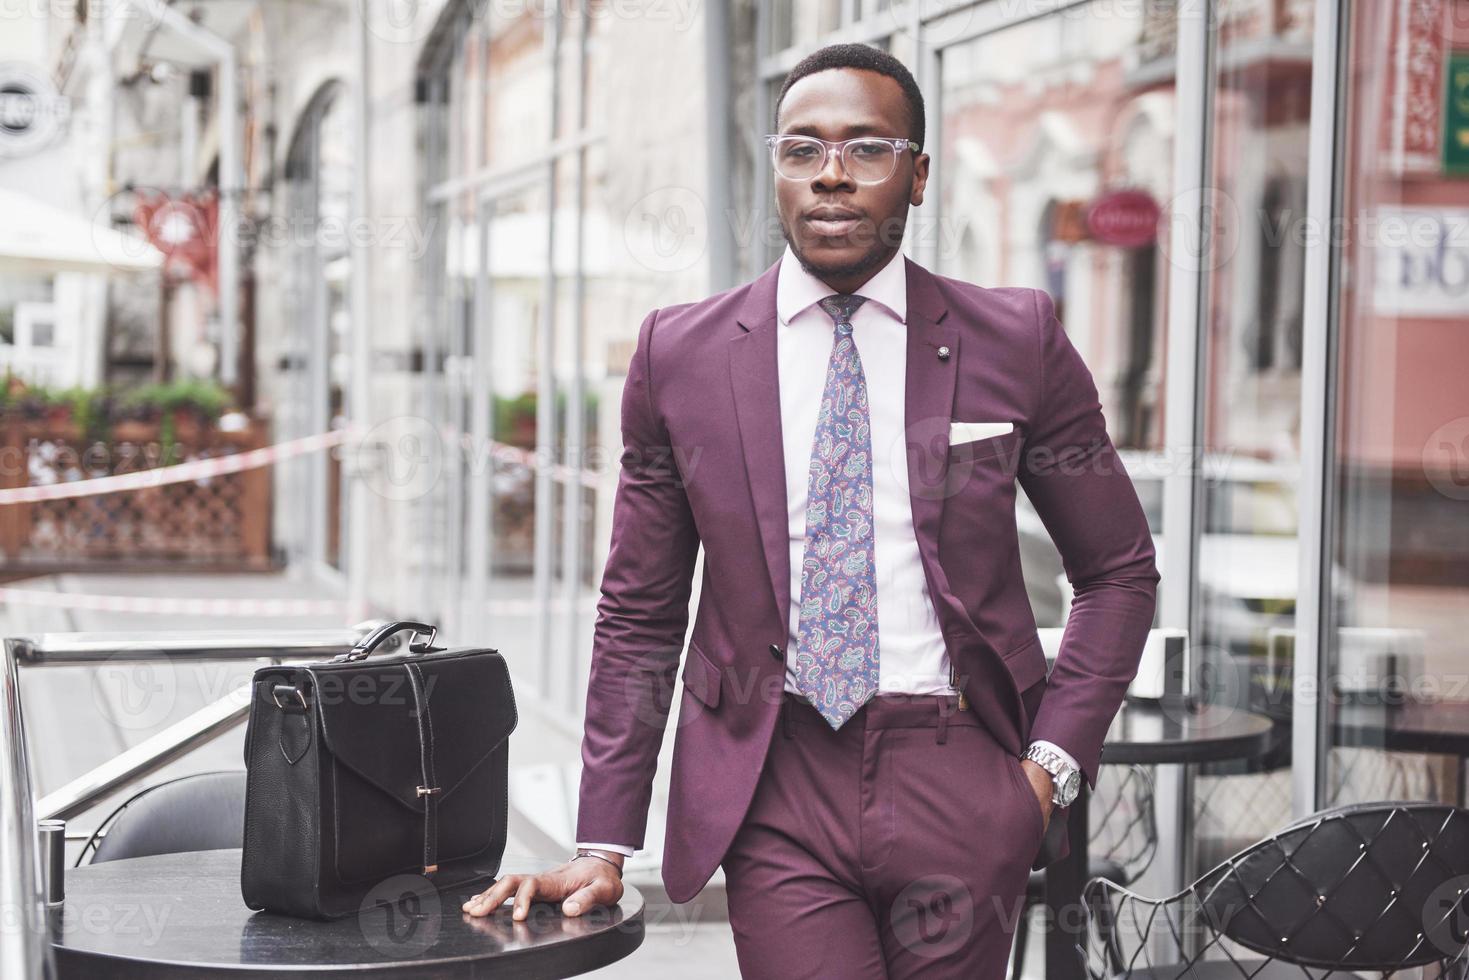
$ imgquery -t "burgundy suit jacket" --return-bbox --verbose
[576,255,1160,904]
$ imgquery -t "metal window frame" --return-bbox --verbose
[1157,0,1215,901]
[417,2,605,710]
[1294,0,1349,816]
[282,80,348,578]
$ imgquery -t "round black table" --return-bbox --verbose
[50,848,644,978]
[1333,697,1469,757]
[1100,696,1278,765]
[1332,697,1469,806]
[1042,697,1276,980]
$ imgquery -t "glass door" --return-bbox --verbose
[1321,0,1469,809]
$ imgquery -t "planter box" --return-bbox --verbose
[0,413,275,570]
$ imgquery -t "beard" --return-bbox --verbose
[788,237,892,288]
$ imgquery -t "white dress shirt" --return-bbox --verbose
[774,242,954,695]
[578,245,1075,859]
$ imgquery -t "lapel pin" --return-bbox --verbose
[937,346,951,360]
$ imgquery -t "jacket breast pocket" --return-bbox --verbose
[681,640,722,709]
[948,427,1023,464]
[945,429,1023,498]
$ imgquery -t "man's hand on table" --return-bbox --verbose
[462,849,625,920]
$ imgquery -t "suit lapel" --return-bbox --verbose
[902,257,959,569]
[902,260,1023,748]
[728,258,790,632]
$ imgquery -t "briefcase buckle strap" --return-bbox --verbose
[406,662,440,876]
[270,683,309,712]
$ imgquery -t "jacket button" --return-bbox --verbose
[769,643,784,661]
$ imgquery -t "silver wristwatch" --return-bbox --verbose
[1022,743,1082,807]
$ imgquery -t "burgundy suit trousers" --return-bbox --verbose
[720,691,1046,979]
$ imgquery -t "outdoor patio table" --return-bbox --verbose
[49,847,644,979]
[1333,696,1469,805]
[1043,697,1276,980]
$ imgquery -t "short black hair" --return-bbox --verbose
[774,43,925,152]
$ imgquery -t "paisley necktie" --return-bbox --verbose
[791,293,881,729]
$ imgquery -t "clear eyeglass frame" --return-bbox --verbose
[763,134,920,184]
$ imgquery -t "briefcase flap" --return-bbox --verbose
[310,649,517,815]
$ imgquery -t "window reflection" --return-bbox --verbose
[937,0,1174,629]
[1188,0,1315,873]
[1324,0,1469,809]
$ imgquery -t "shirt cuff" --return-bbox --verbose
[1027,739,1080,774]
[576,841,635,858]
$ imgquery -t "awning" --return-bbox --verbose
[0,189,164,276]
[107,0,256,70]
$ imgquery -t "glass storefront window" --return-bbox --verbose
[767,0,846,55]
[485,6,553,171]
[1188,0,1315,870]
[936,0,1174,630]
[421,0,609,708]
[1323,0,1469,809]
[283,84,353,573]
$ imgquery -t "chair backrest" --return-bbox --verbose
[1193,801,1469,971]
[88,770,247,864]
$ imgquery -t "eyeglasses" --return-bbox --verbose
[763,134,920,184]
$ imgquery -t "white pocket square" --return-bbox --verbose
[949,420,1014,445]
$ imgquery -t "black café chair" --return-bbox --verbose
[1012,763,1159,980]
[79,770,247,865]
[1079,801,1469,979]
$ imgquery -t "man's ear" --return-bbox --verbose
[910,152,930,206]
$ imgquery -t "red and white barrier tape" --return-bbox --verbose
[461,433,605,489]
[0,424,609,505]
[0,587,594,616]
[0,587,356,617]
[0,427,356,506]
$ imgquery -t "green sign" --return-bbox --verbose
[1444,53,1469,175]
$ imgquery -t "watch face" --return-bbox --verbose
[1057,770,1082,805]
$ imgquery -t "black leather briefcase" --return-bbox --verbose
[240,621,517,919]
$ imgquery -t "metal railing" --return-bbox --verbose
[0,623,383,979]
[2,636,49,978]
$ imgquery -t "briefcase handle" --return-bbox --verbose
[333,621,441,663]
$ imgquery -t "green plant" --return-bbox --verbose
[491,390,601,450]
[116,379,232,422]
[0,378,235,459]
[493,392,538,446]
[115,380,234,461]
[50,385,109,444]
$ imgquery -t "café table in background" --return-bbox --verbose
[1042,696,1277,980]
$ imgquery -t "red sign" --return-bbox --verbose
[133,190,219,292]
[1086,189,1161,248]
[1379,0,1443,173]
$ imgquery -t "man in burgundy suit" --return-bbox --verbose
[464,43,1159,977]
